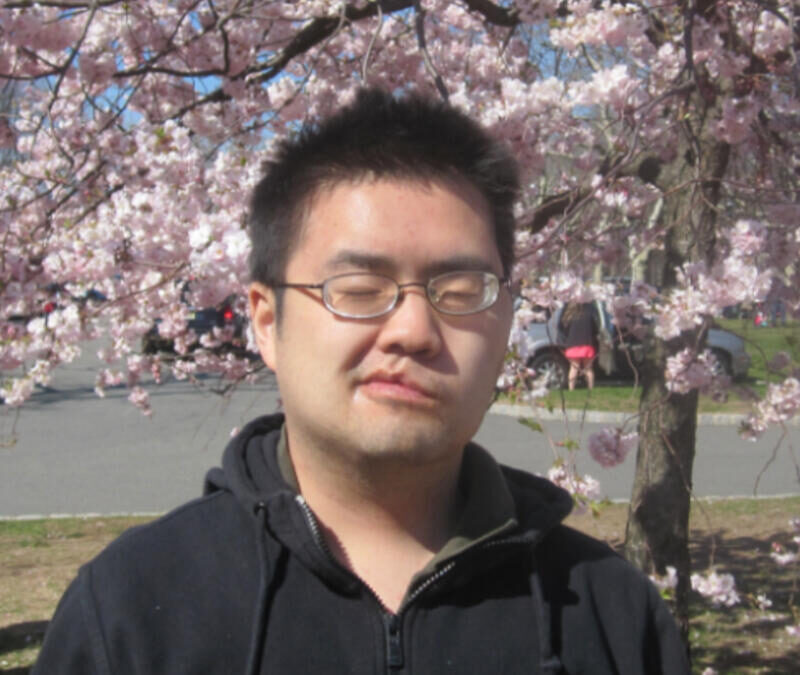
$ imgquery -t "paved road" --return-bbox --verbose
[1,347,798,516]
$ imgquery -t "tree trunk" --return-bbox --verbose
[624,100,731,646]
[625,328,698,642]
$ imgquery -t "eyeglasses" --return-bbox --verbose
[272,271,510,319]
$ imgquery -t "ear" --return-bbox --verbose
[248,282,278,371]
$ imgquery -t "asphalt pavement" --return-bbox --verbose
[1,346,798,517]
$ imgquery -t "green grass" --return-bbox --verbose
[715,318,800,386]
[0,516,153,672]
[502,320,800,414]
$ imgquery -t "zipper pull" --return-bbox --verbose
[383,613,404,669]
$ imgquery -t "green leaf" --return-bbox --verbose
[558,437,580,451]
[518,417,543,433]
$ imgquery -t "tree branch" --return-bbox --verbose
[460,0,518,27]
[413,0,448,101]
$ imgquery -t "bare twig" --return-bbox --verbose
[413,0,448,102]
[361,0,384,83]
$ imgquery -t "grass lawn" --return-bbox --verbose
[2,501,799,673]
[503,320,800,415]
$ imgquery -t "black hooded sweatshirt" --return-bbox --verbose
[33,413,689,674]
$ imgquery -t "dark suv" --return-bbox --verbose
[142,287,248,356]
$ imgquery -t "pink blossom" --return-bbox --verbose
[714,97,758,144]
[787,625,800,638]
[665,348,729,397]
[588,428,637,468]
[94,369,124,398]
[690,570,740,607]
[0,376,35,407]
[649,566,678,593]
[742,378,800,439]
[770,542,798,566]
[127,386,152,417]
[728,219,766,256]
[78,52,117,85]
[547,464,601,514]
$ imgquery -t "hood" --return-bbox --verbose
[204,412,573,675]
[204,413,291,512]
[206,412,574,569]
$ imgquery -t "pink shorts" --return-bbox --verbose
[564,345,596,360]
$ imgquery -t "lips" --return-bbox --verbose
[359,371,437,402]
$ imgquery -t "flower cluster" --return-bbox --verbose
[649,566,678,595]
[769,518,800,567]
[741,379,800,440]
[665,348,730,399]
[547,464,601,514]
[690,570,741,608]
[587,427,637,468]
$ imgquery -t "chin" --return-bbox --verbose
[352,423,456,463]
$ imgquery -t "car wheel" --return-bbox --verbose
[528,352,568,390]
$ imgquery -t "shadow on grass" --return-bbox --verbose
[0,620,47,674]
[0,620,47,654]
[693,643,800,674]
[690,529,796,602]
[689,528,800,672]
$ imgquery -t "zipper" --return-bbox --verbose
[295,494,336,560]
[383,613,403,669]
[296,496,407,670]
[295,494,531,672]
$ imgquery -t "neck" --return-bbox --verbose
[286,429,465,611]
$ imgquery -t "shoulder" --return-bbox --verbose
[495,465,668,623]
[102,490,248,559]
[34,491,257,672]
[497,464,655,599]
[534,526,688,673]
[533,523,665,618]
[84,490,258,603]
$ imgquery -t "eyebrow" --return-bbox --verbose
[324,250,499,277]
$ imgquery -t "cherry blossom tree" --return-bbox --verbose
[2,0,798,642]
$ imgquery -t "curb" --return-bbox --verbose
[0,511,163,521]
[488,402,799,427]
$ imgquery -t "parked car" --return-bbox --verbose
[142,288,249,356]
[524,301,750,389]
[8,283,106,325]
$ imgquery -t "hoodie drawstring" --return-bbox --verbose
[244,501,286,675]
[529,551,563,674]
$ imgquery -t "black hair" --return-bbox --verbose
[248,87,519,288]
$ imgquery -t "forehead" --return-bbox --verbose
[287,177,502,276]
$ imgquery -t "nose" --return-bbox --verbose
[375,285,443,357]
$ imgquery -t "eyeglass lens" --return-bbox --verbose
[322,272,500,318]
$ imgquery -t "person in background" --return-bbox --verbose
[560,301,599,390]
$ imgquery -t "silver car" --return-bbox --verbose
[524,301,750,389]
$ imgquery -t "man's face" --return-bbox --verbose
[250,177,512,469]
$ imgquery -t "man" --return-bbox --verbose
[34,89,688,673]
